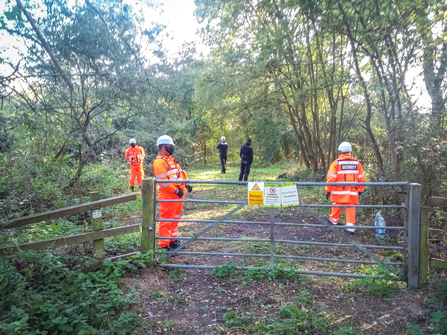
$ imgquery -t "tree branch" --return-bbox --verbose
[16,0,74,92]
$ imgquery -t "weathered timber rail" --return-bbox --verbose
[3,193,137,229]
[0,186,155,262]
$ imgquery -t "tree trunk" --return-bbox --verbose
[16,0,73,92]
[419,8,447,129]
[344,21,384,171]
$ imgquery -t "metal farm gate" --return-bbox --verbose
[142,180,422,288]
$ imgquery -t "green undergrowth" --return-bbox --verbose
[344,264,404,296]
[0,250,153,334]
[221,306,360,335]
[408,264,447,334]
[210,263,412,334]
[214,267,358,335]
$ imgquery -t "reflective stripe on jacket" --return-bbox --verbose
[125,146,146,165]
[325,153,365,204]
[152,155,188,198]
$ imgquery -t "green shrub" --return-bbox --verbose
[212,261,238,278]
[105,233,140,254]
[0,251,151,334]
[244,268,269,281]
[345,264,402,296]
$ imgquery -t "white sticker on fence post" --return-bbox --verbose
[92,209,102,219]
[264,183,281,207]
[281,182,300,207]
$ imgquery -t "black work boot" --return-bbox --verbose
[327,215,337,225]
[169,240,183,249]
[130,186,134,192]
[160,245,171,251]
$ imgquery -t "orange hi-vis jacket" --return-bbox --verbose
[152,155,188,199]
[125,146,145,165]
[325,153,365,204]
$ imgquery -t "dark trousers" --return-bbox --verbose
[239,162,251,181]
[220,155,227,173]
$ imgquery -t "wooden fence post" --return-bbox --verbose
[408,183,421,289]
[419,206,429,286]
[141,178,155,262]
[90,192,105,259]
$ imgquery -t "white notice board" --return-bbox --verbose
[264,183,281,207]
[281,182,300,207]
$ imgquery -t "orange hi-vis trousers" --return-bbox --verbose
[129,163,144,187]
[328,202,356,232]
[158,195,183,247]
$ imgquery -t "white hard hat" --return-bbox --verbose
[129,138,136,144]
[221,136,225,141]
[157,135,175,146]
[338,142,352,152]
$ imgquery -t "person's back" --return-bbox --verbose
[239,138,253,181]
[325,142,365,234]
[217,136,228,174]
[217,141,228,157]
[240,143,253,164]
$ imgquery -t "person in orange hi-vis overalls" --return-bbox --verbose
[152,135,193,250]
[125,138,145,192]
[325,142,365,235]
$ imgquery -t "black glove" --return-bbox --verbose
[326,192,331,200]
[358,192,363,197]
[175,186,184,198]
[186,184,193,193]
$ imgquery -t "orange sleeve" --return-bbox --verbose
[181,169,188,180]
[125,148,132,163]
[152,159,177,194]
[141,147,146,161]
[325,161,338,193]
[357,162,365,192]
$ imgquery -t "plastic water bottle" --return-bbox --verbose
[374,210,386,239]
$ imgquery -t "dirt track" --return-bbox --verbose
[122,203,430,334]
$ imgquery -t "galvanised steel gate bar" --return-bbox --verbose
[165,201,248,258]
[155,218,406,230]
[152,179,421,285]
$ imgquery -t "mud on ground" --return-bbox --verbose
[122,203,433,334]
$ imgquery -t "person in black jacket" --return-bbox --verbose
[239,138,253,181]
[217,136,228,174]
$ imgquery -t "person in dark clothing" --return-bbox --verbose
[239,138,253,181]
[217,136,228,174]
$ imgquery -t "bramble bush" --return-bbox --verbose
[0,251,152,334]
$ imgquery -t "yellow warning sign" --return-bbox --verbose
[248,182,264,205]
[249,191,264,205]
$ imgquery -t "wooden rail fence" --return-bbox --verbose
[1,180,444,287]
[0,179,156,262]
[426,196,447,270]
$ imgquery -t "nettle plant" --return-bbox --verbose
[0,251,153,334]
